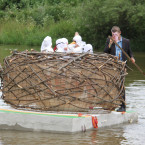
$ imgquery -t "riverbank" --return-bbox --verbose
[0,0,145,51]
[0,21,144,51]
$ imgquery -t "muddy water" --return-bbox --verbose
[0,45,145,145]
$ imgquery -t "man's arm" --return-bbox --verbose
[127,39,135,63]
[104,38,112,54]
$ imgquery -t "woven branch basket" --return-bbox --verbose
[1,51,127,112]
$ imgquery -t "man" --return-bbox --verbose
[104,26,135,63]
[104,26,135,112]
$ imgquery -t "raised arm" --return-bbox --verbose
[104,38,111,53]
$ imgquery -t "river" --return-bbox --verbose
[0,45,145,145]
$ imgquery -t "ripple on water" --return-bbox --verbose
[123,80,145,145]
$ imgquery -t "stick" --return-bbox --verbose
[109,36,145,76]
[58,53,89,71]
[98,58,112,69]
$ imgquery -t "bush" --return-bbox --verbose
[48,20,76,45]
[0,19,75,46]
[0,0,145,52]
[0,20,48,46]
[76,0,145,51]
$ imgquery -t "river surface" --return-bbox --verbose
[0,45,145,145]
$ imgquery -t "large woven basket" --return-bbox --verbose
[1,51,127,112]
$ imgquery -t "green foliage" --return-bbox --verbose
[48,20,75,44]
[0,0,144,51]
[0,0,83,24]
[0,20,48,46]
[76,0,145,51]
[0,19,75,46]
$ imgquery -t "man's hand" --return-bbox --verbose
[109,39,113,48]
[131,57,135,63]
[109,33,118,48]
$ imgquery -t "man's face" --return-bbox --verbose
[112,31,121,41]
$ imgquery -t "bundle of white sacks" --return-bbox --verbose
[40,36,54,53]
[40,33,93,53]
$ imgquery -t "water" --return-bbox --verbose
[0,45,145,145]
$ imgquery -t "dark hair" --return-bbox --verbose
[111,26,121,32]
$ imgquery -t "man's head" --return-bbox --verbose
[111,26,121,41]
[111,26,121,33]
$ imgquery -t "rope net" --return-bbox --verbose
[1,51,127,112]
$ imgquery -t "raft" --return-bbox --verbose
[1,51,127,112]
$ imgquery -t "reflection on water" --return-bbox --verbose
[0,128,127,145]
[0,45,145,145]
[123,80,145,145]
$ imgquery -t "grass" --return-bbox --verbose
[0,19,144,52]
[0,19,76,47]
[0,20,48,46]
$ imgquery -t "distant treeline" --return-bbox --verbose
[0,0,145,51]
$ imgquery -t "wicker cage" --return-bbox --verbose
[1,51,127,112]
